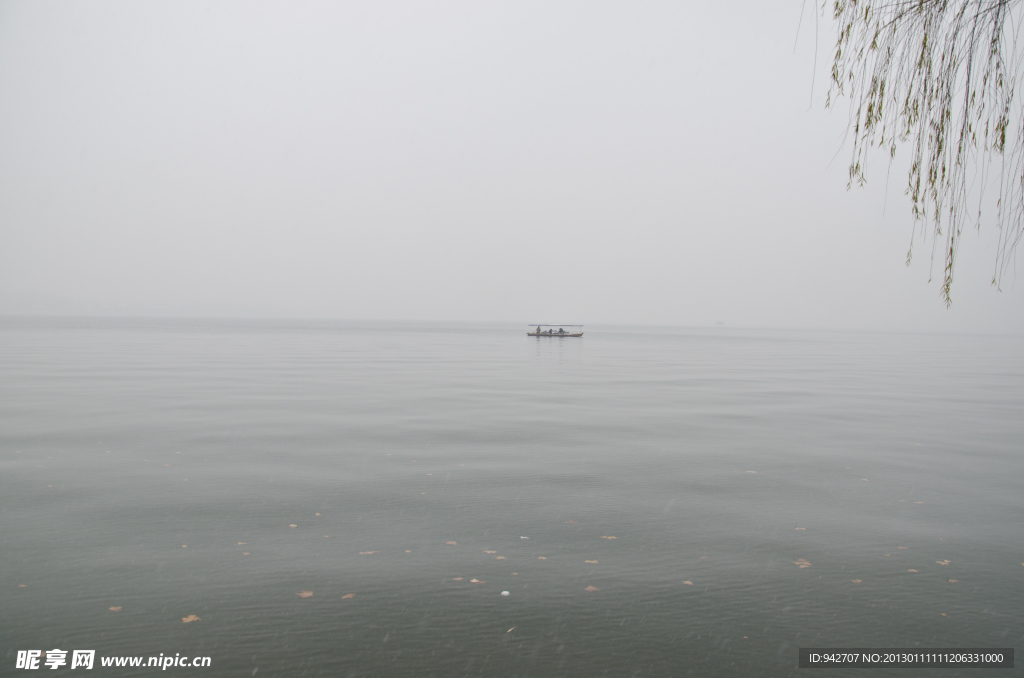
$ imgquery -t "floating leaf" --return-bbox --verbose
[511,572,518,575]
[851,579,863,583]
[584,585,600,592]
[181,545,187,549]
[18,584,26,588]
[109,607,121,612]
[242,552,250,556]
[600,536,617,540]
[947,579,958,583]
[315,513,321,516]
[237,542,246,545]
[484,550,496,554]
[941,613,948,617]
[585,560,598,564]
[914,501,926,504]
[793,558,812,568]
[341,594,355,599]
[795,527,806,531]
[289,524,297,528]
[405,550,411,553]
[538,556,547,560]
[324,535,330,538]
[861,478,869,481]
[496,556,506,560]
[445,541,457,545]
[936,560,951,566]
[898,546,909,550]
[747,471,757,474]
[507,627,516,633]
[452,577,463,581]
[884,554,891,557]
[565,520,577,524]
[470,579,485,584]
[682,580,693,585]
[182,615,201,623]
[908,569,918,572]
[296,591,313,598]
[699,556,708,559]
[358,551,379,555]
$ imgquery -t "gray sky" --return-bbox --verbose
[1,0,1021,331]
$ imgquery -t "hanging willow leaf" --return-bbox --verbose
[826,0,1024,303]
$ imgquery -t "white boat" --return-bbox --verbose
[527,325,583,337]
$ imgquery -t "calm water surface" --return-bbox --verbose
[1,318,1022,677]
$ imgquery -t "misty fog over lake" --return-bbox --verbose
[1,2,1022,676]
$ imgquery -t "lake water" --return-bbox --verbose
[1,318,1022,677]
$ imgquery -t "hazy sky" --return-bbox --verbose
[1,0,1021,331]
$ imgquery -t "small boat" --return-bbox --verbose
[527,324,583,337]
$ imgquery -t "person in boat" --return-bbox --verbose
[536,326,542,335]
[558,327,565,334]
